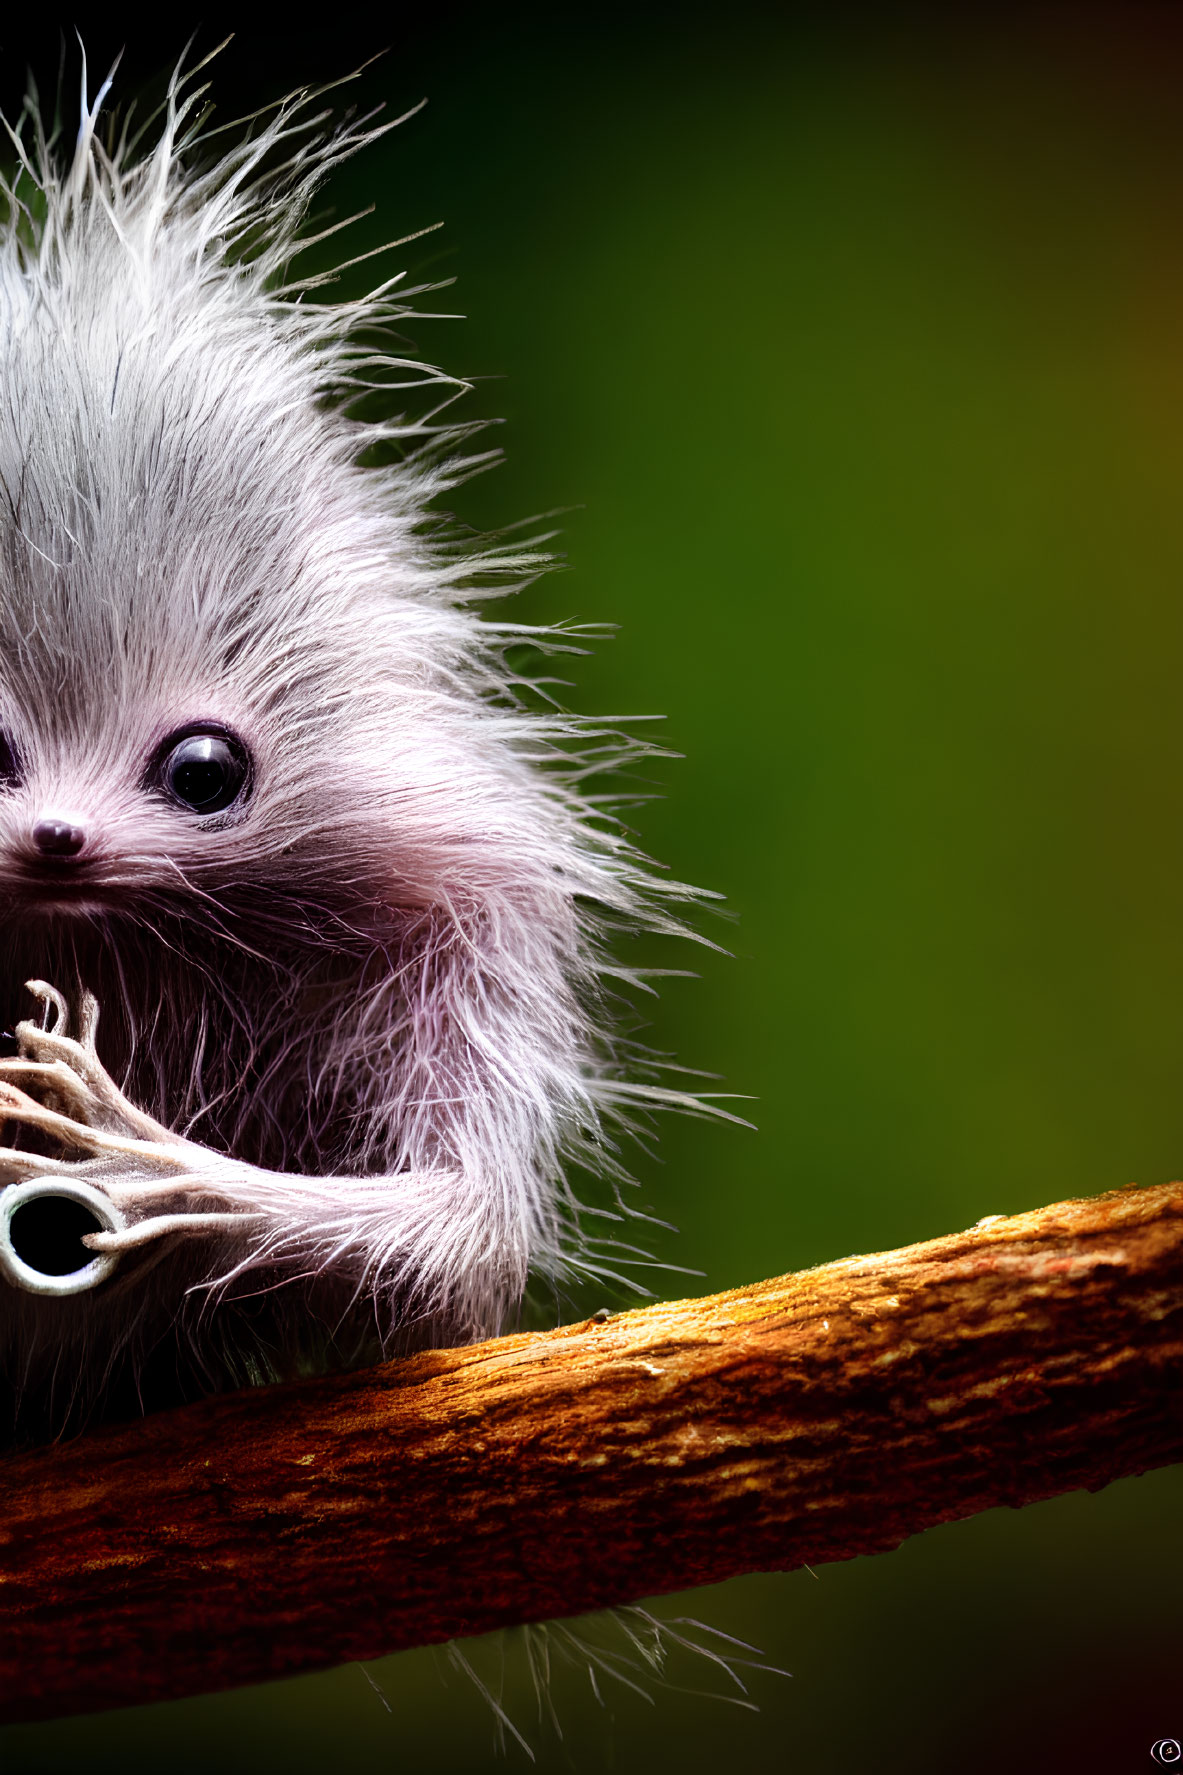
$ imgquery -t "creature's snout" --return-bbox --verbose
[0,1178,125,1295]
[5,808,96,878]
[31,818,87,859]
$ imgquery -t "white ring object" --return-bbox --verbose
[0,1178,126,1296]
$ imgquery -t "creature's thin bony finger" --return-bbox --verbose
[23,979,69,1037]
[13,1017,106,1085]
[0,1149,86,1181]
[0,1056,88,1086]
[100,1172,234,1206]
[0,1057,96,1115]
[0,1087,194,1169]
[77,990,100,1052]
[83,1211,265,1253]
[0,1086,107,1149]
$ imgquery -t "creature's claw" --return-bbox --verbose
[22,979,69,1036]
[9,980,175,1142]
[0,983,259,1288]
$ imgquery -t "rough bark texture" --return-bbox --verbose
[0,1181,1180,1724]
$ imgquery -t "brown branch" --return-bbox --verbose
[0,1181,1181,1724]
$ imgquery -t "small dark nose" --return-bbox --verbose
[32,819,86,859]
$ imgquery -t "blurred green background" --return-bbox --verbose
[2,5,1182,1771]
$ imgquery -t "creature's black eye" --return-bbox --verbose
[153,729,252,816]
[0,734,18,789]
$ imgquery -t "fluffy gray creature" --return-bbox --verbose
[0,57,699,1433]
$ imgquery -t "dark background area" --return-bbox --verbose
[0,6,1181,1771]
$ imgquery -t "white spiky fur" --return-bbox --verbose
[0,53,704,1430]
